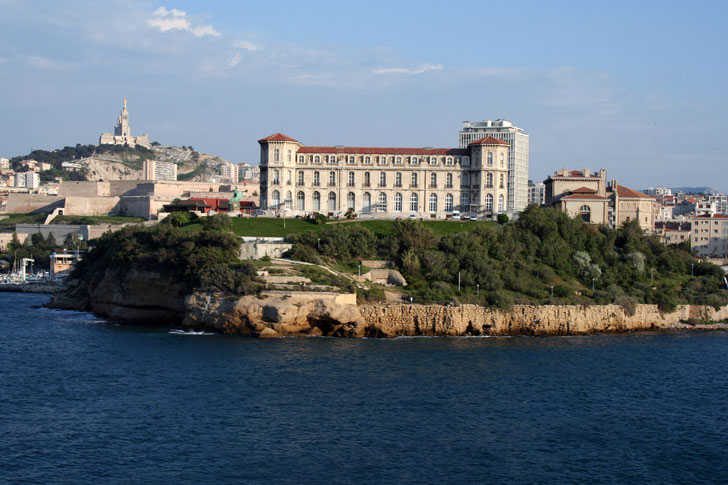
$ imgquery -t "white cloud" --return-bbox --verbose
[372,63,443,75]
[0,58,7,63]
[26,55,75,69]
[228,52,242,68]
[147,6,219,37]
[233,40,261,52]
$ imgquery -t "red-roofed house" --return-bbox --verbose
[257,133,510,219]
[544,168,656,230]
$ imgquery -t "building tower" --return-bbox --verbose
[115,98,131,139]
[258,133,304,211]
[459,120,529,214]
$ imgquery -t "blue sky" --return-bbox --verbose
[1,0,726,190]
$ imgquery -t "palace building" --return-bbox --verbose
[258,133,510,219]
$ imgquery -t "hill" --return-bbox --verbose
[9,144,228,182]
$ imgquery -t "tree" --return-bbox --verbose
[497,213,509,225]
[201,213,232,232]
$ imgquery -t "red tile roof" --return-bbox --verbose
[571,186,597,194]
[468,136,510,146]
[560,194,609,200]
[258,133,301,144]
[613,185,654,199]
[297,146,469,156]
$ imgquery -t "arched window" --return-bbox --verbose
[379,156,387,164]
[409,193,418,212]
[348,171,355,186]
[430,173,437,188]
[314,155,320,164]
[363,192,371,212]
[364,156,371,164]
[498,194,504,212]
[313,171,320,186]
[446,173,453,188]
[286,170,291,184]
[429,193,437,212]
[499,174,504,189]
[328,155,336,163]
[430,156,438,165]
[347,192,355,210]
[296,191,305,210]
[486,173,493,188]
[329,171,336,186]
[377,192,387,211]
[484,194,493,212]
[272,169,280,184]
[395,156,402,165]
[379,172,386,187]
[285,190,292,210]
[395,172,402,187]
[313,191,321,211]
[487,151,493,165]
[328,191,337,211]
[411,156,418,165]
[411,172,418,187]
[274,149,280,162]
[348,156,355,164]
[297,170,304,185]
[445,193,453,212]
[460,193,469,211]
[271,190,280,208]
[579,204,591,223]
[364,171,371,187]
[287,150,292,162]
[394,193,403,212]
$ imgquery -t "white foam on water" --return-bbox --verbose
[168,329,216,336]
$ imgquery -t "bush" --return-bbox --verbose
[201,213,232,232]
[497,213,509,225]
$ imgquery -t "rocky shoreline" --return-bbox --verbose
[46,280,728,337]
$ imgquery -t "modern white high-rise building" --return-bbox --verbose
[459,120,529,214]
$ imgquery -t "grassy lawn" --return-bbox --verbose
[182,217,497,238]
[52,215,146,225]
[0,213,48,227]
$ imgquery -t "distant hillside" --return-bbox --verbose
[9,144,227,182]
[670,186,717,194]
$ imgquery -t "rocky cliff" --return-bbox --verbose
[50,280,728,336]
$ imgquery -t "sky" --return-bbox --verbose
[1,0,726,191]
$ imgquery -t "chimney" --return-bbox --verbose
[583,169,591,177]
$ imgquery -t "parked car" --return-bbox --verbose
[451,211,461,220]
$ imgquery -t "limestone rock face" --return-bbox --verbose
[49,268,187,324]
[182,292,364,337]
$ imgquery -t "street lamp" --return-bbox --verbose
[592,277,595,292]
[550,285,554,298]
[651,267,654,285]
[477,283,480,298]
[691,263,694,277]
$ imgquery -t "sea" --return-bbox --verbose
[1,292,728,484]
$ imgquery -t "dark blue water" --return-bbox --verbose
[2,293,728,484]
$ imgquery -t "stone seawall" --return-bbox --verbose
[358,303,728,337]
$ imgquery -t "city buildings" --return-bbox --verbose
[690,214,728,258]
[543,168,656,231]
[458,120,529,214]
[1,158,10,170]
[14,172,40,190]
[99,98,151,148]
[258,133,510,219]
[143,160,177,181]
[217,161,239,183]
[528,180,545,206]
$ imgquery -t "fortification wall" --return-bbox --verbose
[59,181,110,197]
[5,194,65,213]
[63,196,120,216]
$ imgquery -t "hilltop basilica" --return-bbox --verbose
[99,98,151,148]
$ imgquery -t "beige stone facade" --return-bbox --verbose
[99,98,151,148]
[258,133,510,219]
[544,168,655,230]
[690,214,728,258]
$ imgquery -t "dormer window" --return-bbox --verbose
[298,155,304,163]
[348,156,355,164]
[365,156,371,164]
[446,157,453,166]
[395,156,402,165]
[462,156,470,165]
[430,156,437,165]
[314,155,320,164]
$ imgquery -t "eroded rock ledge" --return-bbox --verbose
[182,293,728,338]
